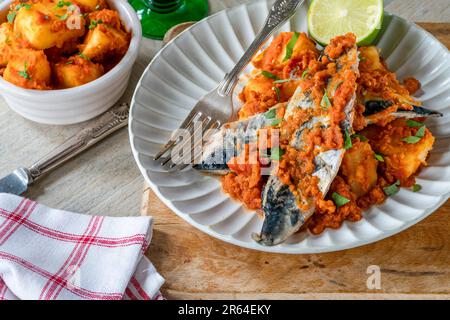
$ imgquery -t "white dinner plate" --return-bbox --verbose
[129,1,450,253]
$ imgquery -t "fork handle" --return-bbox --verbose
[217,0,304,97]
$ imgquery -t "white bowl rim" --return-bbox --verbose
[0,0,142,97]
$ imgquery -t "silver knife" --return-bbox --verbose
[0,102,129,195]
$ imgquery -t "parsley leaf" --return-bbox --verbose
[374,153,384,162]
[332,80,343,94]
[406,119,424,127]
[283,32,299,62]
[78,52,91,61]
[261,70,279,80]
[402,125,427,144]
[264,108,277,119]
[344,129,352,150]
[383,180,400,196]
[320,90,331,109]
[89,19,103,30]
[332,192,350,208]
[273,86,281,102]
[55,0,72,8]
[351,133,367,142]
[65,60,74,65]
[416,125,426,138]
[301,69,309,79]
[358,51,366,62]
[402,136,421,144]
[270,118,282,126]
[56,13,69,20]
[413,184,422,192]
[7,12,16,24]
[270,146,284,161]
[273,78,290,84]
[18,62,30,80]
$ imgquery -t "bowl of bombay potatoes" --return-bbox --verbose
[0,0,141,124]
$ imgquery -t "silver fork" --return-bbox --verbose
[154,0,305,171]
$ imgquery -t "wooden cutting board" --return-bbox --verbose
[142,23,450,300]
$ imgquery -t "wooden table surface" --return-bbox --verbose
[0,0,449,299]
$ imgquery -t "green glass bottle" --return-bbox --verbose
[129,0,209,40]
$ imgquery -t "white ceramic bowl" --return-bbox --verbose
[0,0,142,125]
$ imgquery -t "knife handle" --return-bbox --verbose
[27,102,130,182]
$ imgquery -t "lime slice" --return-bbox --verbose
[308,0,384,46]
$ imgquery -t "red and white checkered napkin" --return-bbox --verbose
[0,193,164,300]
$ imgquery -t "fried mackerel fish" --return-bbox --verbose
[252,33,359,246]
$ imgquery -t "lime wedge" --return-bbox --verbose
[308,0,384,46]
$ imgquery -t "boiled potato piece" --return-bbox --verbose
[3,48,51,89]
[54,54,104,88]
[80,25,129,61]
[358,46,384,71]
[362,118,435,183]
[14,1,85,50]
[341,140,378,198]
[253,32,318,70]
[0,22,13,66]
[73,0,107,12]
[80,9,129,61]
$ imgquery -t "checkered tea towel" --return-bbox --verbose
[0,193,164,300]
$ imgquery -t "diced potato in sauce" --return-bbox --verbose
[14,2,85,50]
[54,55,104,88]
[341,140,378,197]
[362,118,435,184]
[3,48,51,89]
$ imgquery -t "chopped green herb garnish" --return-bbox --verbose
[283,32,299,62]
[264,108,277,119]
[344,129,352,150]
[351,133,367,142]
[261,70,280,80]
[332,80,343,94]
[56,13,69,20]
[7,12,16,24]
[55,0,72,8]
[15,3,32,10]
[18,62,30,80]
[95,4,101,10]
[332,192,350,208]
[89,19,103,30]
[78,52,91,61]
[320,90,331,109]
[383,180,400,196]
[273,78,290,84]
[65,60,74,65]
[413,184,422,192]
[406,119,424,127]
[402,125,426,144]
[270,146,284,161]
[416,125,426,138]
[374,153,384,162]
[273,86,281,102]
[358,51,366,62]
[7,3,31,23]
[301,69,309,79]
[270,118,282,126]
[402,136,421,144]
